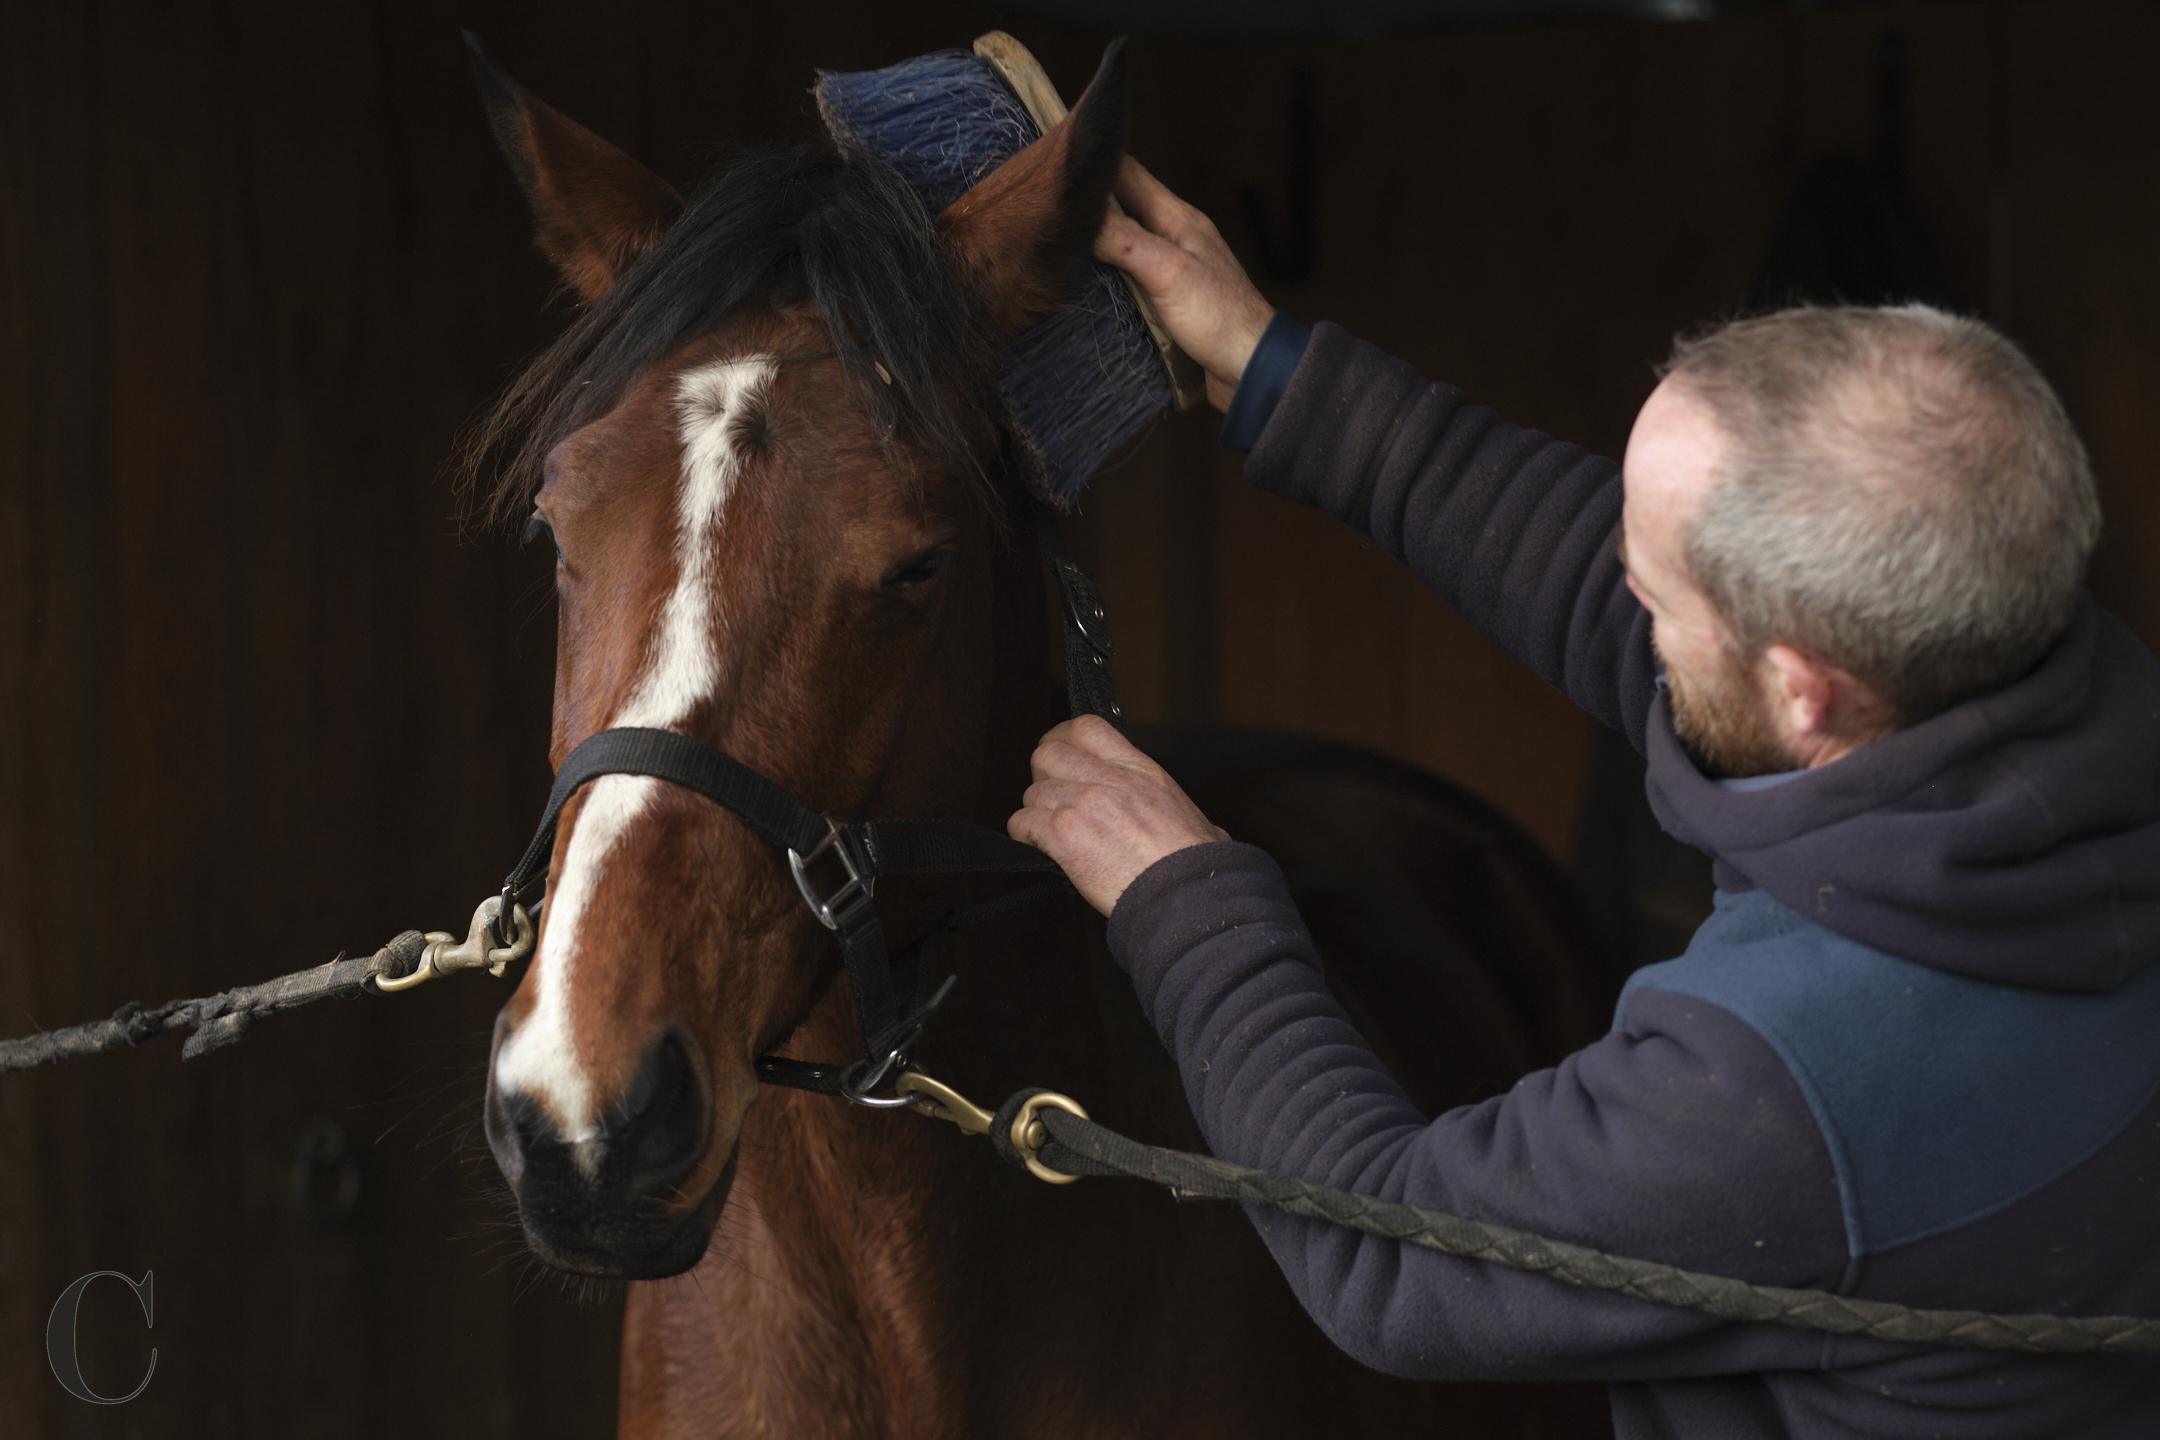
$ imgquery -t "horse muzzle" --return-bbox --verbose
[484,1017,729,1278]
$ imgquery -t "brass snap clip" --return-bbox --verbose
[895,1071,1088,1186]
[896,1071,993,1136]
[373,895,535,994]
[1010,1091,1088,1186]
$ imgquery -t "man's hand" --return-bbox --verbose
[1007,714,1232,917]
[1094,156,1277,412]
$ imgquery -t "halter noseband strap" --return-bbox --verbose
[497,501,1124,1100]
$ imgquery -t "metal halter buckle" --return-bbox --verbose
[1057,560,1114,656]
[786,816,876,931]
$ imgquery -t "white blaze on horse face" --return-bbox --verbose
[494,355,777,1171]
[618,354,777,730]
[495,772,659,1157]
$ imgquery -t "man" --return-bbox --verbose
[1005,156,2160,1437]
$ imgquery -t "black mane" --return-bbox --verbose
[457,140,1020,534]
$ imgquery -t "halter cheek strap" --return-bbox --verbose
[497,501,1124,1099]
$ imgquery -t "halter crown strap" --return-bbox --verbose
[1034,503,1126,732]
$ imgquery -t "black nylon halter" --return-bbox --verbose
[498,502,1124,1101]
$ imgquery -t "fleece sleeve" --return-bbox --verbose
[1235,320,1660,752]
[1105,838,1853,1383]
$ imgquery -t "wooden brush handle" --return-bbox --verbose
[973,30,1208,412]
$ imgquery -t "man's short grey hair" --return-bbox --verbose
[1660,303,2102,725]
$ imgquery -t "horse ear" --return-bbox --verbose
[936,40,1129,339]
[464,31,682,303]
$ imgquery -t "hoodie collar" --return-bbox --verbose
[1643,596,2160,992]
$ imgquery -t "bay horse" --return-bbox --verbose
[462,37,1615,1437]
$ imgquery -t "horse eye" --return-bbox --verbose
[881,545,952,590]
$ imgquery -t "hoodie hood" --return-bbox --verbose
[1645,595,2160,992]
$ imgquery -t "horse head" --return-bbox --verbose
[465,37,1128,1278]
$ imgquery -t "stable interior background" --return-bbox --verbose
[4,0,2156,1434]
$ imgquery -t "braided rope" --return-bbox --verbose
[1034,1108,2160,1357]
[0,932,428,1074]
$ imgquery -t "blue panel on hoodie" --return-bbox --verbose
[1619,888,2160,1257]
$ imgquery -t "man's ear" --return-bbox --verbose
[464,31,682,303]
[1764,641,1897,748]
[935,40,1129,339]
[1763,644,1836,741]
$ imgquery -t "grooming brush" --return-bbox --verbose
[815,32,1206,504]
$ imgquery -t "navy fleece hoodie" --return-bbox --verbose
[1106,317,2160,1437]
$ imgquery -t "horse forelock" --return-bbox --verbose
[455,140,1020,545]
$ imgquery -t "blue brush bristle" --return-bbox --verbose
[816,50,1172,504]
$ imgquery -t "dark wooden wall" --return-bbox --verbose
[2,2,2153,1435]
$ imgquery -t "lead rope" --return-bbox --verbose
[871,1074,2160,1359]
[0,899,532,1073]
[994,1101,2160,1359]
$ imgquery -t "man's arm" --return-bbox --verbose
[1097,159,1658,749]
[1241,320,1659,748]
[1104,837,1851,1382]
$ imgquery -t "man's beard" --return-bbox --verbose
[1663,638,1800,780]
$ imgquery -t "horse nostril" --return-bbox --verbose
[621,1027,708,1190]
[484,1081,544,1188]
[623,1033,668,1119]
